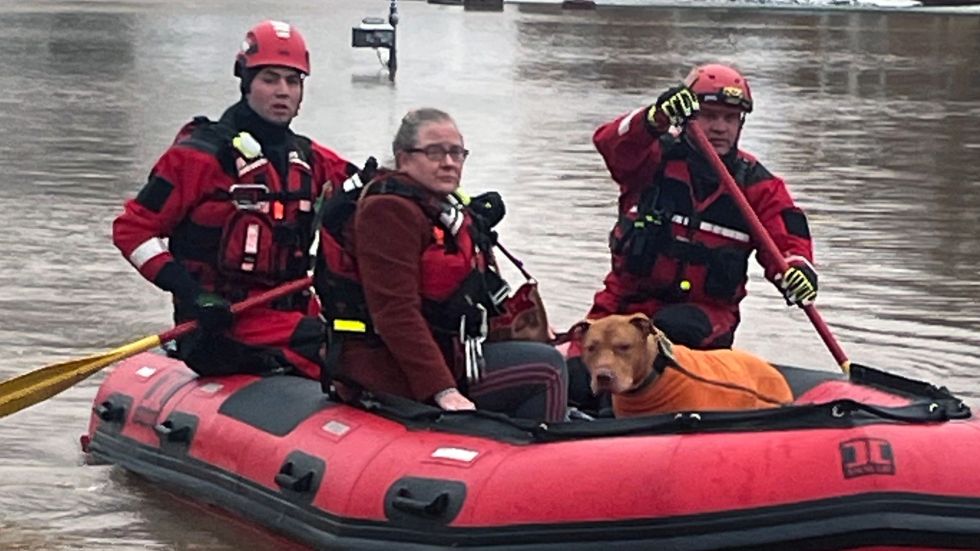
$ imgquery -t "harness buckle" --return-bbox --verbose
[461,304,488,385]
[229,183,270,212]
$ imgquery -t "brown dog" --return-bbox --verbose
[572,313,793,418]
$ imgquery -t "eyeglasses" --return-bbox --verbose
[405,144,470,162]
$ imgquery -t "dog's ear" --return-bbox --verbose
[567,320,593,342]
[627,313,655,338]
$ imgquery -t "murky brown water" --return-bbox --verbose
[0,0,978,548]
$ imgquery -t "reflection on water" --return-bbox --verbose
[0,0,977,548]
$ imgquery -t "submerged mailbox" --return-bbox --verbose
[351,1,399,81]
[352,17,395,49]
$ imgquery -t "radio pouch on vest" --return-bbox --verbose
[218,204,283,284]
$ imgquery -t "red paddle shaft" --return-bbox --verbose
[686,124,850,373]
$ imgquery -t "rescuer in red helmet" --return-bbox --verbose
[568,63,818,412]
[113,21,360,379]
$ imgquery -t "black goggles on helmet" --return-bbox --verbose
[699,85,753,113]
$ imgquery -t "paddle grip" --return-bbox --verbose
[685,124,850,371]
[157,276,314,344]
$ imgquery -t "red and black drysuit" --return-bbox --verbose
[588,107,814,349]
[567,108,813,412]
[314,172,567,422]
[113,100,354,379]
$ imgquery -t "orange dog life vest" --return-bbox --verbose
[612,346,793,418]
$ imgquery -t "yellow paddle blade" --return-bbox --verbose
[0,335,162,419]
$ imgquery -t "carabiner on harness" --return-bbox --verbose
[229,183,271,212]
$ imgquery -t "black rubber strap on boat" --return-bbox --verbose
[319,328,372,398]
[849,363,965,402]
[320,328,344,395]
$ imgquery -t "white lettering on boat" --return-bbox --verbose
[322,420,351,436]
[197,383,223,394]
[135,366,157,379]
[431,447,479,462]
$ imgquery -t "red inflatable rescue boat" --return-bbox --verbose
[84,351,980,550]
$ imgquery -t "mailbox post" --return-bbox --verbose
[352,0,399,81]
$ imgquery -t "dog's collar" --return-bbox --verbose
[622,354,671,396]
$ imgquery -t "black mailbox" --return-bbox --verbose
[352,17,395,49]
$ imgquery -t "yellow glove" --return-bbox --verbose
[775,256,818,307]
[646,85,700,133]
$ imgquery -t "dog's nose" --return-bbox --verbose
[595,369,615,386]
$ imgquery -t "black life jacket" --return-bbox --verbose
[609,140,769,303]
[314,172,510,393]
[168,113,325,290]
[314,171,509,340]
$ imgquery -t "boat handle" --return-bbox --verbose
[275,462,314,492]
[392,489,450,517]
[94,400,125,422]
[153,420,190,442]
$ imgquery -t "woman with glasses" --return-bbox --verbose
[315,108,568,422]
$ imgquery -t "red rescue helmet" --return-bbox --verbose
[685,64,753,113]
[234,20,310,79]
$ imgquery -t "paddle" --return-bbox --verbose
[686,124,851,374]
[0,276,314,419]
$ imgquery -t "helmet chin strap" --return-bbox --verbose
[732,115,746,152]
[238,67,259,96]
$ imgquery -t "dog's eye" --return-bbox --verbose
[585,344,597,354]
[615,344,631,353]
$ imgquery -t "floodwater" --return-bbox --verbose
[0,0,978,548]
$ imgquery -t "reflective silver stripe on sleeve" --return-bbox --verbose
[671,214,750,243]
[618,107,646,136]
[128,237,169,269]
